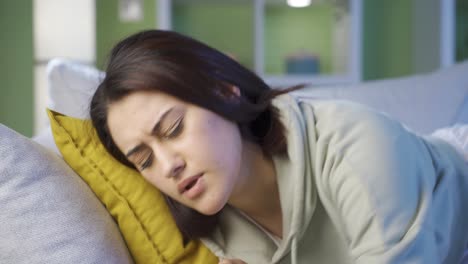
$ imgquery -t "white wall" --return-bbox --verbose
[33,0,96,134]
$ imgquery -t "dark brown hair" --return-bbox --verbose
[90,29,301,243]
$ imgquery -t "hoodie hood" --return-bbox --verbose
[201,94,319,264]
[270,94,318,263]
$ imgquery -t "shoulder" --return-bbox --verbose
[274,93,405,137]
[308,99,404,139]
[293,98,411,158]
[273,95,420,175]
[307,99,431,196]
[308,101,437,256]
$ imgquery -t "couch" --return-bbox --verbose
[1,58,467,263]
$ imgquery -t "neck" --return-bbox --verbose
[228,140,283,238]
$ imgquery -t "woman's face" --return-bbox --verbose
[107,90,244,215]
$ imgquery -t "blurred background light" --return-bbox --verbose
[287,0,312,8]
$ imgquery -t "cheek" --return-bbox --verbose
[196,119,242,174]
[140,172,168,193]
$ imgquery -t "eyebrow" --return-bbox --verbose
[125,107,174,158]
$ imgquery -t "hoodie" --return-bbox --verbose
[201,94,468,263]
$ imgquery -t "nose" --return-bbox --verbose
[154,146,186,179]
[169,156,185,178]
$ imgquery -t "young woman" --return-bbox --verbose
[90,30,468,264]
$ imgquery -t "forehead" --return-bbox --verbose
[107,91,181,148]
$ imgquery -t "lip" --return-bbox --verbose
[178,173,203,194]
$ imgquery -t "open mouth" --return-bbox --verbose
[178,173,203,194]
[185,179,198,191]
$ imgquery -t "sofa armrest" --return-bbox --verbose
[297,60,468,134]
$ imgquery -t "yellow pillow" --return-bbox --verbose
[47,109,218,264]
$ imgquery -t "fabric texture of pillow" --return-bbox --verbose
[47,110,218,264]
[0,124,132,263]
[47,58,104,120]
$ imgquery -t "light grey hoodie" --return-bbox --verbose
[202,94,468,263]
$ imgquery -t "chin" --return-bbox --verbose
[197,201,225,216]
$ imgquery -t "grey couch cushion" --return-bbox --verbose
[0,124,133,263]
[296,60,468,134]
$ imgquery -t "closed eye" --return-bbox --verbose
[163,115,184,139]
[139,152,153,171]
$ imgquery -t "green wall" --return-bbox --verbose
[168,1,415,80]
[96,0,157,69]
[174,3,254,70]
[172,3,334,75]
[265,4,334,74]
[362,0,413,80]
[97,1,414,80]
[0,0,34,137]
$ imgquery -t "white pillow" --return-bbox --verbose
[47,58,104,119]
[0,124,133,263]
[34,58,104,153]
